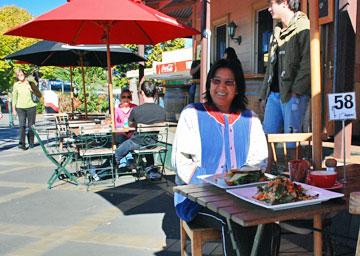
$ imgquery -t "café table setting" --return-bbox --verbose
[173,162,359,256]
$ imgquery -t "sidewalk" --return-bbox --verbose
[0,114,356,256]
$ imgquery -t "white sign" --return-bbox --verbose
[328,92,357,120]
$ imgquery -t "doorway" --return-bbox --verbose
[256,8,273,73]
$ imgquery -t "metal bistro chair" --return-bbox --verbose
[77,130,115,188]
[132,122,169,181]
[32,125,78,189]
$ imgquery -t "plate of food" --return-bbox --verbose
[226,176,344,210]
[198,167,272,189]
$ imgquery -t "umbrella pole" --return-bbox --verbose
[80,56,88,118]
[105,31,116,149]
[70,66,74,114]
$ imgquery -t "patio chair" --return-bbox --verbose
[54,113,74,148]
[266,134,337,255]
[132,122,169,181]
[266,132,312,174]
[77,132,115,188]
[32,125,78,189]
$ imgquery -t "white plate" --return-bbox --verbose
[226,182,344,211]
[198,173,274,189]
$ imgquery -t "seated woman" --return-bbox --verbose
[115,89,137,139]
[114,89,137,169]
[172,59,272,255]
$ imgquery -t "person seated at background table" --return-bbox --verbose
[114,88,137,142]
[114,81,166,174]
[172,59,273,255]
[114,88,137,169]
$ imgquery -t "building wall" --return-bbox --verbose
[211,0,268,73]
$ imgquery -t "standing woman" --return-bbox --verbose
[12,68,41,150]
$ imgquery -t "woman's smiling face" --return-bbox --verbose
[209,67,237,113]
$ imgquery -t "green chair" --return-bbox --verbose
[77,132,115,188]
[132,122,169,180]
[32,125,78,189]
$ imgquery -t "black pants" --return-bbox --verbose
[16,107,36,146]
[190,209,275,256]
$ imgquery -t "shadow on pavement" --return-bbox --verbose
[96,174,180,255]
[0,127,19,151]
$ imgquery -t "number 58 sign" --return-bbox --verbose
[328,92,357,121]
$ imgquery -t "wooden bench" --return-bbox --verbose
[180,220,221,256]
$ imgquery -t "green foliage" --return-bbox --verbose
[0,6,36,92]
[36,99,45,113]
[145,38,185,67]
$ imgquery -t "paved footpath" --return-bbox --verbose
[0,114,320,256]
[0,114,227,256]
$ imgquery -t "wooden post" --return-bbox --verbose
[80,56,88,118]
[70,66,74,114]
[200,0,210,102]
[313,214,322,256]
[309,0,322,169]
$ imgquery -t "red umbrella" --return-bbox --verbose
[5,0,199,136]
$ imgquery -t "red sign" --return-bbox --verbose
[156,60,191,74]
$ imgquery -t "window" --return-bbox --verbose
[215,24,227,61]
[256,9,273,73]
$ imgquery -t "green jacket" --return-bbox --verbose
[259,12,310,103]
[12,75,40,109]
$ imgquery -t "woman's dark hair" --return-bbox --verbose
[205,59,247,113]
[271,0,300,12]
[224,47,242,67]
[121,88,132,99]
[140,81,157,98]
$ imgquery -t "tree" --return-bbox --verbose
[145,38,185,68]
[0,6,36,92]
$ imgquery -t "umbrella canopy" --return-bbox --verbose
[4,40,146,67]
[4,0,199,146]
[4,40,146,116]
[4,0,199,45]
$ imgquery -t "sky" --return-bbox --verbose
[0,0,67,16]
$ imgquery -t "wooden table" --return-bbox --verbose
[174,182,347,256]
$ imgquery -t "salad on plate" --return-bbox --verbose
[253,176,319,205]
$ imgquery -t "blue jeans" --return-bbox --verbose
[115,138,140,164]
[263,92,309,148]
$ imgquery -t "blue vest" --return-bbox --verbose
[175,103,253,222]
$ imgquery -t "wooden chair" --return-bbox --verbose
[180,220,221,256]
[266,132,312,172]
[132,122,169,180]
[54,113,74,148]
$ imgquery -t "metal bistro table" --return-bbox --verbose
[173,183,346,256]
